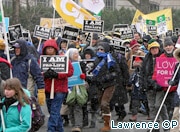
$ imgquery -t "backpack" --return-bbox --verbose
[18,96,45,132]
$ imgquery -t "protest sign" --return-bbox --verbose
[40,55,68,73]
[83,20,104,33]
[8,24,23,43]
[68,62,85,87]
[33,25,51,40]
[156,57,177,87]
[62,26,79,41]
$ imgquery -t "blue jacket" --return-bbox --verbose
[0,101,32,132]
[11,39,44,89]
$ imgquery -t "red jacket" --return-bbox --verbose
[152,53,177,92]
[45,61,74,93]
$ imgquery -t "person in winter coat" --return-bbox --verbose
[0,78,32,132]
[91,41,118,132]
[140,39,169,132]
[168,48,180,132]
[11,39,45,105]
[42,39,74,132]
[109,42,130,122]
[65,48,87,132]
[153,37,177,120]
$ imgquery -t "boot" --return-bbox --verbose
[63,115,69,126]
[89,112,96,128]
[129,115,137,122]
[100,113,111,132]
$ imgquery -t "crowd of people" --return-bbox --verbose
[0,30,179,132]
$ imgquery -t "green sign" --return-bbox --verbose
[157,14,166,23]
[146,19,156,25]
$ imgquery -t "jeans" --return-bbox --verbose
[46,92,66,132]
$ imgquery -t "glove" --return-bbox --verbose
[168,79,176,86]
[154,83,162,91]
[38,89,45,105]
[43,70,51,78]
[80,73,86,79]
[44,69,58,79]
[0,102,3,109]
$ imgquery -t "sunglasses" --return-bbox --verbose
[98,48,104,51]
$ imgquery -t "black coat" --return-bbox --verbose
[111,53,129,105]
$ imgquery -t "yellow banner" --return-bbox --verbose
[52,0,96,29]
[40,18,71,28]
[132,8,173,33]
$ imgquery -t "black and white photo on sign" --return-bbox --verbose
[8,24,23,43]
[62,26,79,41]
[22,30,32,43]
[50,27,62,38]
[33,25,51,40]
[83,20,104,33]
[81,59,95,77]
[130,55,144,70]
[40,55,69,73]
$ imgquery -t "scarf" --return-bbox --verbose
[92,52,115,76]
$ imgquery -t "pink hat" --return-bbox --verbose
[130,39,140,49]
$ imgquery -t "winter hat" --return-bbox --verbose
[143,35,152,43]
[164,37,174,47]
[0,39,5,50]
[148,39,160,50]
[93,33,99,40]
[130,39,140,49]
[98,42,110,53]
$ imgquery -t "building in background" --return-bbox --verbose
[2,0,180,10]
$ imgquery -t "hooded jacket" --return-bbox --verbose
[42,39,74,93]
[11,39,44,89]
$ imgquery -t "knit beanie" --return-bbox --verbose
[0,39,5,50]
[130,39,140,49]
[164,37,174,47]
[148,39,160,50]
[98,42,110,53]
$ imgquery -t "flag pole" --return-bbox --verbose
[0,0,12,78]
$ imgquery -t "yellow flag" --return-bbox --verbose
[132,8,173,32]
[52,0,96,29]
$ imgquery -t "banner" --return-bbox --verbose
[132,8,173,35]
[80,0,105,14]
[40,18,71,28]
[52,0,96,29]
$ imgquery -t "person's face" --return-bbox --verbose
[4,88,15,98]
[164,45,174,54]
[132,45,140,53]
[15,47,21,55]
[98,48,105,53]
[85,54,91,59]
[61,43,67,50]
[46,47,56,55]
[143,41,148,48]
[72,52,79,61]
[92,39,97,46]
[134,33,141,40]
[150,47,159,55]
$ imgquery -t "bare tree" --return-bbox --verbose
[127,0,151,14]
[12,0,20,24]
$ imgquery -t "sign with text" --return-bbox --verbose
[156,57,177,87]
[50,27,62,38]
[33,25,51,40]
[40,55,68,73]
[68,62,85,87]
[157,14,168,35]
[83,20,104,33]
[62,26,79,41]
